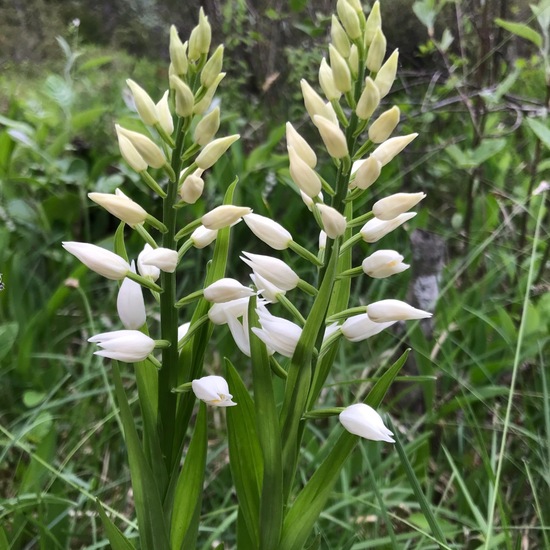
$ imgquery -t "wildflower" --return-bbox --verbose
[180,172,205,204]
[88,330,155,363]
[339,403,395,442]
[286,122,317,168]
[374,49,399,98]
[203,278,255,303]
[62,242,130,280]
[251,307,302,358]
[137,244,160,281]
[170,75,195,117]
[316,204,347,238]
[368,106,400,144]
[195,135,240,170]
[241,251,299,291]
[362,250,409,278]
[117,133,147,172]
[341,313,395,342]
[88,189,148,227]
[366,28,386,73]
[156,91,174,136]
[201,205,251,230]
[288,145,322,198]
[351,156,381,190]
[126,79,159,126]
[371,134,417,166]
[190,225,218,248]
[117,261,146,329]
[192,375,237,407]
[360,212,416,243]
[356,77,380,120]
[194,106,220,146]
[139,247,178,273]
[372,192,426,221]
[367,299,432,322]
[115,125,166,169]
[313,116,348,159]
[243,213,292,250]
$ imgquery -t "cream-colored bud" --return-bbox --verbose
[331,15,351,58]
[288,145,322,198]
[329,45,352,93]
[88,189,148,226]
[362,250,409,278]
[204,278,255,303]
[360,212,416,243]
[319,58,341,101]
[371,134,417,166]
[126,79,159,126]
[356,77,380,120]
[300,80,337,124]
[367,299,432,322]
[319,230,327,250]
[191,225,218,248]
[193,73,225,115]
[346,0,363,12]
[337,0,361,39]
[196,134,240,170]
[201,45,224,88]
[368,106,400,143]
[313,115,348,159]
[365,1,382,46]
[180,173,205,204]
[156,91,174,136]
[202,205,251,230]
[316,204,347,238]
[117,133,147,172]
[286,122,317,168]
[188,8,212,61]
[169,26,188,75]
[194,106,220,146]
[300,190,323,211]
[348,44,359,78]
[375,49,399,98]
[352,156,382,190]
[243,213,292,250]
[366,28,387,73]
[115,125,166,169]
[372,192,426,220]
[170,75,195,118]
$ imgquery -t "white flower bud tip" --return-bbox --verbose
[240,251,299,291]
[339,403,394,442]
[367,299,432,322]
[138,244,160,281]
[341,313,395,342]
[371,134,418,166]
[63,241,130,280]
[316,204,347,239]
[195,135,240,170]
[192,375,237,407]
[139,246,178,273]
[88,330,155,363]
[372,192,426,221]
[243,213,292,250]
[286,122,317,168]
[115,125,166,169]
[362,250,409,278]
[117,261,146,329]
[88,189,147,227]
[201,205,251,230]
[368,106,400,144]
[191,225,218,248]
[203,278,255,303]
[360,212,416,243]
[126,79,159,126]
[288,145,322,198]
[313,115,349,159]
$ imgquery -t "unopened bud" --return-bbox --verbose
[337,0,361,39]
[317,204,347,238]
[366,28,387,73]
[365,1,382,46]
[319,58,341,101]
[372,192,426,220]
[348,44,359,78]
[194,106,220,146]
[288,145,322,198]
[117,133,147,172]
[331,15,351,58]
[180,172,205,204]
[126,79,158,126]
[188,8,212,61]
[360,212,416,243]
[191,225,218,248]
[201,45,224,88]
[356,77,380,120]
[362,250,409,278]
[352,156,382,189]
[194,73,225,115]
[375,49,399,98]
[116,125,166,169]
[156,91,174,136]
[368,106,400,143]
[313,115,348,159]
[301,190,323,211]
[202,205,251,230]
[88,189,148,226]
[301,79,337,124]
[196,134,240,170]
[371,134,417,166]
[169,26,188,75]
[329,45,352,93]
[170,75,195,117]
[286,122,317,168]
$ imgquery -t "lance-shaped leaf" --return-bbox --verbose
[97,501,136,550]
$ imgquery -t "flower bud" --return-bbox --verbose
[126,79,158,126]
[365,1,382,46]
[375,49,399,98]
[319,230,327,250]
[300,190,323,211]
[179,172,204,204]
[170,75,195,117]
[250,272,284,303]
[62,242,130,280]
[88,188,148,226]
[252,307,302,358]
[339,403,394,442]
[352,156,382,190]
[300,80,338,125]
[243,213,292,250]
[367,299,432,322]
[372,192,426,220]
[156,91,174,136]
[366,28,387,73]
[201,205,251,230]
[362,250,409,278]
[194,106,220,146]
[331,15,351,58]
[117,261,146,329]
[341,313,395,342]
[319,58,341,101]
[348,44,359,78]
[115,125,166,169]
[329,45,352,93]
[192,375,237,407]
[368,106,400,143]
[178,322,190,342]
[193,73,225,115]
[88,330,155,363]
[138,244,160,281]
[208,297,250,325]
[356,77,380,120]
[188,8,212,61]
[372,134,417,166]
[117,133,147,172]
[360,212,416,243]
[204,278,255,303]
[139,246,178,273]
[286,122,317,168]
[313,115,348,159]
[196,134,240,170]
[288,145,322,198]
[191,225,218,248]
[337,0,361,39]
[201,45,224,88]
[241,251,299,291]
[316,204,347,238]
[169,26,188,75]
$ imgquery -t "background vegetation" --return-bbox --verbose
[1,0,549,548]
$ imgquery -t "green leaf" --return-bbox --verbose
[72,107,108,130]
[170,403,208,550]
[226,359,263,549]
[495,18,542,48]
[413,0,437,30]
[23,391,46,408]
[0,322,18,361]
[97,501,136,550]
[78,55,113,72]
[114,221,129,262]
[111,362,171,550]
[289,0,307,12]
[525,117,550,149]
[0,526,8,550]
